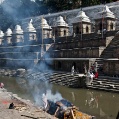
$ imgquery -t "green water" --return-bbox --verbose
[0,76,119,119]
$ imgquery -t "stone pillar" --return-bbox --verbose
[0,30,4,45]
[4,28,12,45]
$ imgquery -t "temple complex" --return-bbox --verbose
[0,3,119,76]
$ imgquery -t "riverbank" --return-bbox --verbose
[0,88,56,119]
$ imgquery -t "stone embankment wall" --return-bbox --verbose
[0,68,26,77]
[103,59,119,76]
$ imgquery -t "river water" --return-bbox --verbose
[0,76,119,119]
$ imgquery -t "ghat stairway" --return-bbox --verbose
[100,37,118,58]
[86,76,119,93]
[95,33,119,73]
[26,71,119,92]
[26,71,81,87]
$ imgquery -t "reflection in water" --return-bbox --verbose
[0,76,119,119]
[85,91,98,109]
[52,85,119,119]
[71,92,75,102]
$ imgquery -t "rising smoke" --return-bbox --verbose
[18,72,63,106]
[0,0,63,107]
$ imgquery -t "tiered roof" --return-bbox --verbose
[72,10,91,23]
[13,25,23,34]
[5,28,12,36]
[54,16,68,27]
[96,5,115,19]
[0,30,4,38]
[25,19,36,32]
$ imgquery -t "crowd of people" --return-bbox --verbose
[85,62,99,85]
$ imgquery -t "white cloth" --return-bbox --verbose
[42,94,48,109]
[86,72,94,85]
[90,73,94,79]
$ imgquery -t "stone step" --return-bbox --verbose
[92,82,119,89]
[87,85,119,92]
[97,77,119,82]
[87,84,119,90]
[93,78,119,82]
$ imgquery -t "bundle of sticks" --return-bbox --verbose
[14,104,28,112]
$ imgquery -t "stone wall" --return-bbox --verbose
[53,59,95,72]
[113,47,119,58]
[50,47,105,58]
[103,59,119,75]
[53,37,112,50]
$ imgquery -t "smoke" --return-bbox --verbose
[46,90,63,102]
[0,0,63,107]
[0,0,52,70]
[20,72,63,106]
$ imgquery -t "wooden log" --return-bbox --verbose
[21,115,39,119]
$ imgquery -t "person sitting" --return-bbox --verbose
[94,72,99,79]
[9,102,15,109]
[0,82,4,88]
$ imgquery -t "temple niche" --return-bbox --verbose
[52,16,69,38]
[95,5,116,33]
[72,10,91,36]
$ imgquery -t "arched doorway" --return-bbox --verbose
[76,26,79,34]
[110,23,113,30]
[64,30,66,36]
[58,61,61,69]
[99,22,102,31]
[86,26,89,33]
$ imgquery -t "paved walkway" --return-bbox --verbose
[0,88,55,119]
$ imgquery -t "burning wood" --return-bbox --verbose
[47,99,94,119]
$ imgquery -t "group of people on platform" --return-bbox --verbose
[90,63,99,79]
[85,62,99,85]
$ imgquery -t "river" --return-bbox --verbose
[0,76,119,119]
